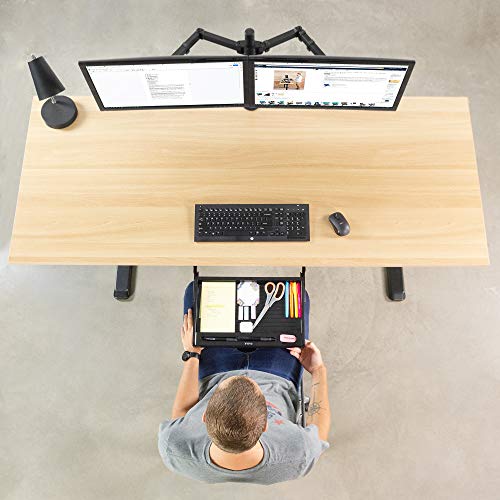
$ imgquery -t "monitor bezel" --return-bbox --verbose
[79,55,247,111]
[249,55,415,111]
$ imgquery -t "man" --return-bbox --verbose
[294,72,303,89]
[158,283,330,484]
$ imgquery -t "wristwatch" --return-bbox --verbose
[182,351,201,362]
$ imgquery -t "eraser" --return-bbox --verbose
[240,322,254,333]
[280,334,296,343]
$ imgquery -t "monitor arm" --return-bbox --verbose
[262,26,325,55]
[173,28,239,55]
[172,26,325,56]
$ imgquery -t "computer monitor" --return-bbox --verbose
[79,56,245,110]
[251,56,414,110]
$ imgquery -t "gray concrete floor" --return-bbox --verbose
[1,1,500,499]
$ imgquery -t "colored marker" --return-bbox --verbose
[293,283,299,318]
[285,281,289,318]
[297,283,302,318]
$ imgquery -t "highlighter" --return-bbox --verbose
[297,282,302,318]
[293,283,299,318]
[285,281,289,318]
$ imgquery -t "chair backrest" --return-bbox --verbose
[296,379,308,427]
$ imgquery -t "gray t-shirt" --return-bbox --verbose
[158,369,329,484]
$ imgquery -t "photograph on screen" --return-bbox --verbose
[273,71,306,91]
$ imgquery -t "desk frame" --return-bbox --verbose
[113,26,407,301]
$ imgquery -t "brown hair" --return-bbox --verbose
[205,376,267,453]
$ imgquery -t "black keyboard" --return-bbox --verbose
[195,204,310,242]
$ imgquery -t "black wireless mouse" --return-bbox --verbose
[329,212,350,236]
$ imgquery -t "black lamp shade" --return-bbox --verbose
[28,56,65,100]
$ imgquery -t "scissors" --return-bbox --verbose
[253,282,285,329]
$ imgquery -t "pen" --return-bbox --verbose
[239,337,276,342]
[202,337,238,341]
[290,282,295,318]
[285,281,289,318]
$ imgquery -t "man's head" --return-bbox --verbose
[203,376,268,454]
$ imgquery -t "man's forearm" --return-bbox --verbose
[307,366,331,441]
[171,358,200,419]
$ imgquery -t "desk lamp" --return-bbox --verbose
[28,55,78,129]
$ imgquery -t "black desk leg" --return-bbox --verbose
[385,267,406,301]
[114,266,136,300]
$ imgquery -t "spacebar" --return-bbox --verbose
[223,231,251,236]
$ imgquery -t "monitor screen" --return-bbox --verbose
[252,57,414,110]
[79,57,245,110]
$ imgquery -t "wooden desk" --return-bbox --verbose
[10,96,488,268]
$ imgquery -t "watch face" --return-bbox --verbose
[182,351,190,362]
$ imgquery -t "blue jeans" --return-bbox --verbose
[183,282,309,388]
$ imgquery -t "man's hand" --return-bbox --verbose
[181,309,203,354]
[288,340,324,374]
[171,308,202,419]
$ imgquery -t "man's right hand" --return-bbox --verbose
[288,340,324,374]
[181,309,203,355]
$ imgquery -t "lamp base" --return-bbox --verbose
[41,96,78,129]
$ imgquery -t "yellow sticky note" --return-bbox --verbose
[200,281,236,333]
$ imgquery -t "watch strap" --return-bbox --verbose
[182,351,200,362]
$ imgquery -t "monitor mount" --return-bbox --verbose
[113,27,405,302]
[172,26,325,56]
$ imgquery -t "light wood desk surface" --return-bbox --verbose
[9,96,489,267]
